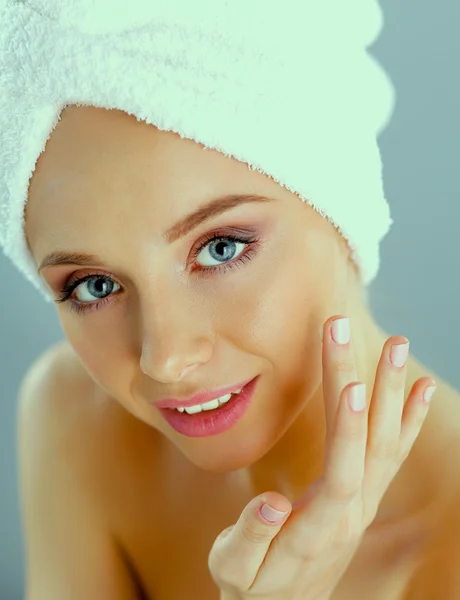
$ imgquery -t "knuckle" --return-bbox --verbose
[326,479,361,503]
[344,419,367,442]
[242,526,272,545]
[370,437,399,461]
[387,372,404,393]
[333,515,363,547]
[332,357,356,374]
[382,363,406,390]
[241,518,273,545]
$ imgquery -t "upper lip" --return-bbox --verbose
[153,377,254,409]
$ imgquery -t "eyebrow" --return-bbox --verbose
[38,193,275,272]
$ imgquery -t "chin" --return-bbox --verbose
[180,448,261,474]
[169,423,281,474]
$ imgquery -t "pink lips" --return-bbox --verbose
[152,376,254,410]
[156,376,260,438]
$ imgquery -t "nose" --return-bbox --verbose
[139,294,214,384]
[141,349,211,383]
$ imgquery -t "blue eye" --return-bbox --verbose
[72,276,121,303]
[195,237,246,267]
[55,231,261,315]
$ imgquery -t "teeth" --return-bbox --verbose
[176,389,243,414]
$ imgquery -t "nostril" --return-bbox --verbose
[179,363,198,380]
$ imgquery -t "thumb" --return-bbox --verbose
[208,493,292,592]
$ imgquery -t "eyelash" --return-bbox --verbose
[55,230,261,315]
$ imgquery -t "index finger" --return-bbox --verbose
[322,316,359,445]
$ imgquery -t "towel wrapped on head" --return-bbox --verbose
[0,0,395,303]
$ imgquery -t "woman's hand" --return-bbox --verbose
[208,315,437,600]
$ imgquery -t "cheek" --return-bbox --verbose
[60,320,130,400]
[221,256,324,380]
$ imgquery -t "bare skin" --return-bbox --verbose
[24,105,460,598]
[42,337,460,600]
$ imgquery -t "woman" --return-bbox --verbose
[17,104,460,600]
[2,1,460,599]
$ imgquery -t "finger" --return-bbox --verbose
[399,377,436,459]
[363,339,436,525]
[268,382,368,567]
[363,337,411,518]
[207,493,291,593]
[322,316,359,445]
[322,381,368,504]
[367,336,410,455]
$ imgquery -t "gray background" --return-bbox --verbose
[1,1,459,598]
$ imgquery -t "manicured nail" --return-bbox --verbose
[390,342,410,368]
[331,317,350,345]
[348,383,366,412]
[260,503,289,523]
[423,385,436,403]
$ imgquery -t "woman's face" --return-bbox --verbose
[25,105,361,472]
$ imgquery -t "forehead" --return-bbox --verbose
[24,105,292,258]
[29,105,240,187]
[26,107,222,202]
[26,105,296,217]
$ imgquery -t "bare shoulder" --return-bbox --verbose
[19,340,163,495]
[18,341,150,599]
[20,340,110,446]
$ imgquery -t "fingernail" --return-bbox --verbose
[260,503,289,523]
[348,383,366,412]
[423,385,436,403]
[390,342,410,368]
[331,317,350,345]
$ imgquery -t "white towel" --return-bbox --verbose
[0,0,395,303]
